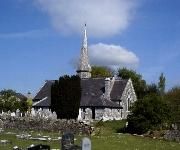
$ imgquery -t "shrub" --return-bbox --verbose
[126,94,171,134]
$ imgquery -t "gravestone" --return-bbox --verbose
[16,109,20,117]
[81,137,91,150]
[85,108,92,120]
[13,146,21,150]
[61,132,74,150]
[0,119,3,128]
[31,108,35,116]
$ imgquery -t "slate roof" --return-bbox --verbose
[110,79,128,101]
[33,97,49,107]
[33,80,55,107]
[33,78,127,108]
[80,78,121,108]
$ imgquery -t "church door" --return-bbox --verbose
[92,108,95,119]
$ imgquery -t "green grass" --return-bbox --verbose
[91,134,180,150]
[0,121,179,150]
[0,130,60,149]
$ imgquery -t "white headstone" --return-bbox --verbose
[31,108,35,116]
[16,109,20,117]
[11,112,16,117]
[82,137,91,150]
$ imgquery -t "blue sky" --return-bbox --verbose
[0,0,180,95]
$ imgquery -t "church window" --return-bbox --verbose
[120,109,122,118]
[127,98,130,111]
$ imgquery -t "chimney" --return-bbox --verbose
[104,77,115,100]
[104,78,111,100]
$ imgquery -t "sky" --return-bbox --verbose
[0,0,180,95]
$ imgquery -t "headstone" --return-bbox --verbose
[0,119,3,128]
[37,108,43,118]
[61,132,74,150]
[13,146,21,150]
[85,108,92,120]
[7,110,11,117]
[16,109,20,117]
[52,111,57,120]
[31,108,35,116]
[11,112,16,117]
[82,137,91,150]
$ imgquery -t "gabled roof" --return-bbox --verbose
[80,78,122,108]
[33,97,49,107]
[33,80,55,107]
[33,78,127,108]
[110,79,128,101]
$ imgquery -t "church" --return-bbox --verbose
[33,25,137,120]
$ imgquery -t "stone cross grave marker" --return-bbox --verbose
[61,132,74,150]
[82,137,91,150]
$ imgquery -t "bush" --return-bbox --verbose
[164,86,180,128]
[126,94,171,134]
[0,89,28,112]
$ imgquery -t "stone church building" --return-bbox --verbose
[33,25,137,120]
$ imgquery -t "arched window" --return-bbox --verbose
[127,97,130,111]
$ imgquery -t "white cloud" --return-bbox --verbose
[36,0,139,37]
[89,43,139,68]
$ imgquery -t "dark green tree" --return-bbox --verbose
[51,75,81,119]
[158,73,166,96]
[146,83,159,95]
[0,89,16,98]
[51,80,60,116]
[117,68,147,99]
[164,86,180,126]
[91,66,113,78]
[126,94,171,134]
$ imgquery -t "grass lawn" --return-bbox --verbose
[0,121,179,150]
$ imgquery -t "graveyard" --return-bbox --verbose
[0,118,179,150]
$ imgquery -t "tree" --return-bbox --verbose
[0,89,27,112]
[118,68,147,99]
[158,73,166,96]
[0,89,28,112]
[26,98,33,112]
[146,83,159,95]
[91,66,113,78]
[0,89,19,112]
[51,75,81,119]
[19,100,29,113]
[126,94,171,134]
[164,86,180,126]
[0,89,16,98]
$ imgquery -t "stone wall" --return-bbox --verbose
[0,116,92,135]
[164,130,180,142]
[120,79,137,119]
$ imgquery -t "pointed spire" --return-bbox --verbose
[76,24,91,79]
[83,23,88,49]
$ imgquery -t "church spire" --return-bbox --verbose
[83,23,87,48]
[77,24,91,79]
